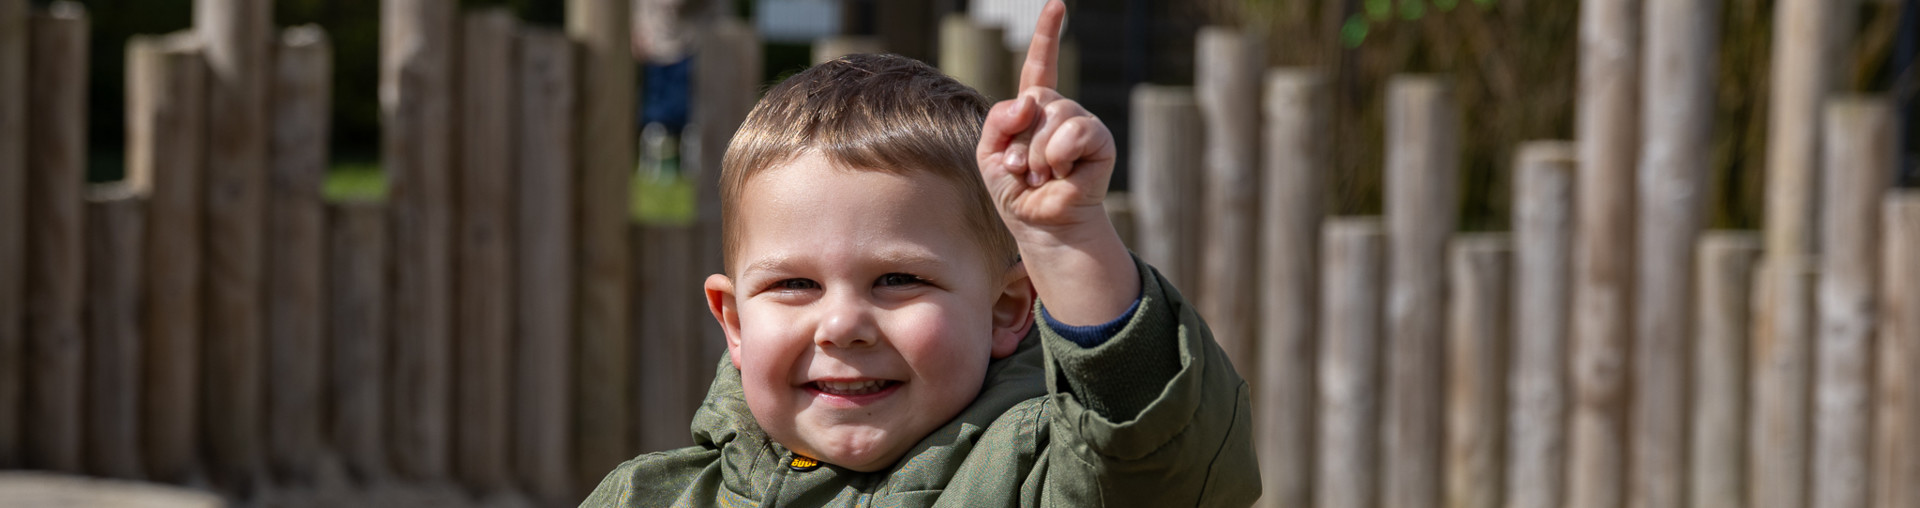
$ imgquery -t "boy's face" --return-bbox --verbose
[706,153,1031,472]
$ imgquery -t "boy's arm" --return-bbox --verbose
[977,2,1260,505]
[975,1,1134,326]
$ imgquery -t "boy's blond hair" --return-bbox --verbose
[720,54,1019,274]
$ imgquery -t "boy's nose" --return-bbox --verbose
[814,294,879,348]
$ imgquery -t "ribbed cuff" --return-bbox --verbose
[1039,297,1141,348]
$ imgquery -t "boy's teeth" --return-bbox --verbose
[816,380,888,395]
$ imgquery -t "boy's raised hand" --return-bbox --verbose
[977,0,1137,326]
[977,0,1116,234]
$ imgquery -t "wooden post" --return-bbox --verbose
[938,14,1011,101]
[0,0,26,469]
[197,0,272,486]
[1632,1,1721,507]
[126,33,204,484]
[871,0,929,63]
[85,186,144,480]
[1318,218,1383,508]
[1126,85,1202,289]
[1256,68,1326,508]
[328,201,388,481]
[1811,97,1891,508]
[1754,258,1819,506]
[1195,26,1263,378]
[265,25,330,484]
[1383,75,1457,508]
[811,35,882,65]
[689,17,760,386]
[455,9,516,492]
[1690,232,1760,508]
[382,0,454,480]
[514,26,575,506]
[1507,141,1575,508]
[1876,192,1920,508]
[24,2,88,474]
[1570,0,1640,505]
[1761,0,1851,271]
[634,224,699,453]
[1755,2,1854,507]
[569,0,635,491]
[1446,235,1512,508]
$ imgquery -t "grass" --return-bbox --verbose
[631,173,696,225]
[323,160,388,202]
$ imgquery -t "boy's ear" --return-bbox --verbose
[705,273,744,369]
[990,261,1036,359]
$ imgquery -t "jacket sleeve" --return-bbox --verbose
[1036,255,1261,506]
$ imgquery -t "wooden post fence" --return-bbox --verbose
[1757,258,1820,505]
[1318,218,1384,508]
[1383,75,1456,508]
[1127,85,1202,290]
[455,9,516,492]
[689,17,759,382]
[1877,191,1920,508]
[1632,1,1720,506]
[1690,231,1760,508]
[1570,0,1640,505]
[85,186,144,480]
[266,25,330,484]
[24,2,88,474]
[569,0,635,492]
[1196,26,1264,379]
[1755,1,1854,506]
[1256,68,1326,508]
[1445,234,1512,508]
[126,32,204,484]
[870,0,930,64]
[0,0,24,470]
[1508,141,1574,508]
[1812,97,1891,508]
[939,14,1011,101]
[635,224,702,455]
[383,0,454,481]
[514,26,577,506]
[197,0,272,486]
[327,201,388,482]
[812,36,882,65]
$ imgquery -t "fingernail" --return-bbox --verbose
[1006,151,1023,168]
[1028,169,1046,187]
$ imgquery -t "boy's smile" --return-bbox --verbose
[707,152,1032,472]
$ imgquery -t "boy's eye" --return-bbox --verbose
[775,278,819,291]
[877,273,924,287]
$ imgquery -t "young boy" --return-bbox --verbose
[583,3,1257,505]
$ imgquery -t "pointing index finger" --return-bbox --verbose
[1017,0,1067,93]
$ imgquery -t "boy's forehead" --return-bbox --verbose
[742,154,966,208]
[732,154,996,271]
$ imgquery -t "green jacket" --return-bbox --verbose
[582,259,1260,507]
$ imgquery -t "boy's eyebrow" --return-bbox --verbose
[871,249,945,269]
[740,255,797,278]
[738,249,949,278]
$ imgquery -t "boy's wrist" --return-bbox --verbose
[1012,210,1140,327]
[1005,201,1111,249]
